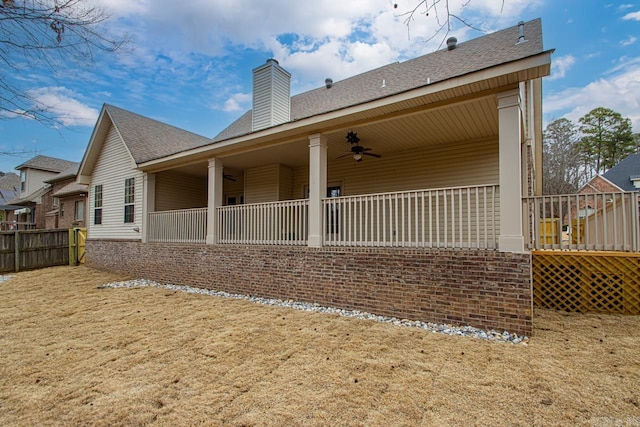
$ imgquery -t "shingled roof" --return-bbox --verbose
[15,155,78,173]
[105,104,213,164]
[603,153,640,192]
[214,18,546,142]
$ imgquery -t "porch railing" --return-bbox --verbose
[217,199,309,245]
[322,184,499,248]
[523,192,640,251]
[148,207,207,243]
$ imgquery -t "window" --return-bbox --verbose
[53,197,59,207]
[20,171,26,192]
[124,178,135,223]
[75,200,85,221]
[94,185,103,225]
[60,203,64,218]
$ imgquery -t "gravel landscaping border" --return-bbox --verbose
[99,279,529,344]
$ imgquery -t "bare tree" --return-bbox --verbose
[0,0,127,125]
[542,118,582,195]
[395,0,503,45]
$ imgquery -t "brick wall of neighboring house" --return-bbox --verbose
[86,241,534,336]
[46,177,88,229]
[34,189,54,229]
[580,175,620,194]
[57,194,87,228]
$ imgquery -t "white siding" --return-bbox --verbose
[155,170,207,211]
[244,164,293,203]
[252,60,291,131]
[244,164,279,203]
[293,139,498,198]
[22,168,58,197]
[88,125,144,240]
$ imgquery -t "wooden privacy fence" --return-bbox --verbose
[0,229,69,273]
[533,251,640,315]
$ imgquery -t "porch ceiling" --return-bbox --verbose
[213,93,499,172]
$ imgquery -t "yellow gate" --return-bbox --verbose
[533,250,640,315]
[69,227,87,266]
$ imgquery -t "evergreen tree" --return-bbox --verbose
[577,107,635,176]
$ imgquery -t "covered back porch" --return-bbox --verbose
[141,88,527,252]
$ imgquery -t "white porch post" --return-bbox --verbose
[206,158,224,245]
[308,133,327,247]
[497,89,525,253]
[141,172,156,243]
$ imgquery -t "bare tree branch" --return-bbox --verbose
[395,0,504,47]
[0,0,128,126]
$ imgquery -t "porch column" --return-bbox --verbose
[141,172,156,243]
[497,89,525,253]
[206,158,224,245]
[308,133,327,247]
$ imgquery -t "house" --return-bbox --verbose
[43,164,89,229]
[78,19,555,335]
[7,155,79,229]
[534,152,640,250]
[0,172,21,229]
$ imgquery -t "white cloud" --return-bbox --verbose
[545,58,640,131]
[222,93,251,112]
[549,55,575,81]
[97,0,544,92]
[26,87,99,127]
[620,35,637,46]
[622,10,640,20]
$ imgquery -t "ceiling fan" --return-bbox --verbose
[336,131,382,162]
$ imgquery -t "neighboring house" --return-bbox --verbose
[602,152,640,195]
[7,155,79,229]
[78,19,555,335]
[43,165,89,229]
[0,172,21,229]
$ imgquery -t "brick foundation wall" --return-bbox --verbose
[86,240,533,335]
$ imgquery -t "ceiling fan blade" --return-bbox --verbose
[223,174,237,182]
[361,147,373,152]
[336,153,353,159]
[362,152,382,158]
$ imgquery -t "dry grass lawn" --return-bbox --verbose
[0,266,639,426]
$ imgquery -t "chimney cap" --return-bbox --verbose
[325,78,333,89]
[446,37,457,50]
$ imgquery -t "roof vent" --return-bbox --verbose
[516,21,527,44]
[446,37,457,50]
[325,78,333,89]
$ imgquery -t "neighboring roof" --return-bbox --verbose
[15,155,78,173]
[52,181,88,197]
[603,153,640,192]
[44,164,80,184]
[214,18,547,142]
[0,187,19,203]
[0,173,20,190]
[105,104,213,164]
[7,185,51,206]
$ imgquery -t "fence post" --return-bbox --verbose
[14,230,20,273]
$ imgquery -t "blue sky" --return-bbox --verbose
[1,0,639,173]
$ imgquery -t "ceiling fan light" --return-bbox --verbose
[353,153,362,161]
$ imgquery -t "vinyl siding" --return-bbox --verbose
[252,62,291,131]
[278,165,293,200]
[22,168,58,197]
[155,170,207,211]
[88,125,144,240]
[244,164,293,203]
[292,139,499,198]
